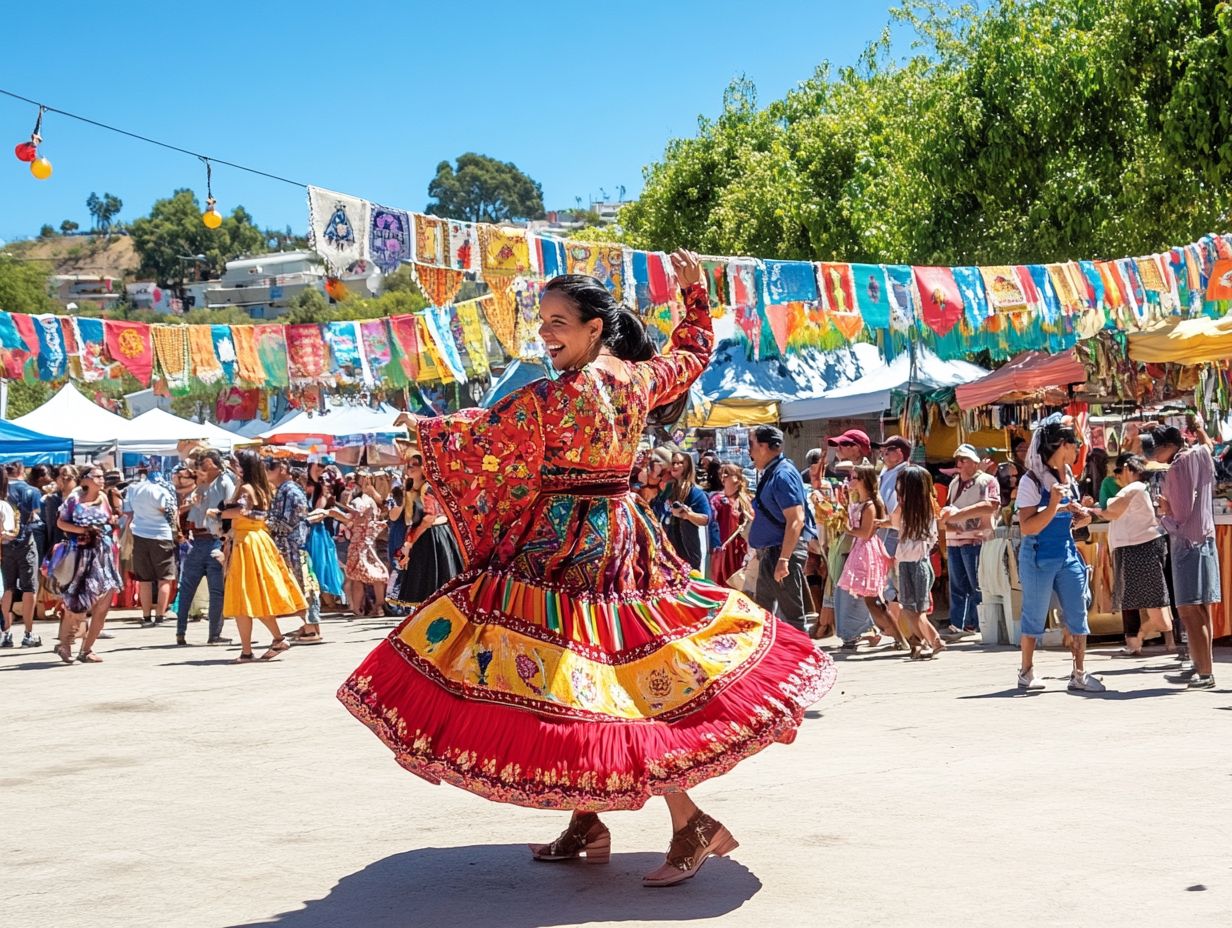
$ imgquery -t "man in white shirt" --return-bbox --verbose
[123,469,178,627]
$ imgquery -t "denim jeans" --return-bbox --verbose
[947,544,982,630]
[835,585,873,641]
[1018,539,1089,637]
[176,537,226,639]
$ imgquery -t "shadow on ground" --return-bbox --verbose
[226,844,760,928]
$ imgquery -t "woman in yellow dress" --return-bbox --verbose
[217,450,308,663]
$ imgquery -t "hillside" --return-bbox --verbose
[4,234,141,280]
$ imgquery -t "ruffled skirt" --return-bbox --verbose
[838,536,892,598]
[392,523,464,607]
[339,564,834,811]
[223,516,308,619]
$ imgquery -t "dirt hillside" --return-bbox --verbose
[5,234,141,279]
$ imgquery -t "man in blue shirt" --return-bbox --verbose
[748,426,818,633]
[2,462,44,648]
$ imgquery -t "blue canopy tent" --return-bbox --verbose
[0,419,73,465]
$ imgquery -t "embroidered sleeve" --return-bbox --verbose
[415,386,545,569]
[635,282,713,409]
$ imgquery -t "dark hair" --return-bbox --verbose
[28,464,51,486]
[1116,452,1147,477]
[850,464,886,519]
[198,449,224,470]
[235,449,272,509]
[896,465,936,542]
[752,426,784,448]
[1149,426,1184,451]
[0,468,8,500]
[542,274,686,425]
[1036,421,1077,477]
[1085,447,1109,488]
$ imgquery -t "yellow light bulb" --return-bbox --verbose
[30,157,52,180]
[202,207,222,229]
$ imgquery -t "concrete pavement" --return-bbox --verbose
[3,613,1231,928]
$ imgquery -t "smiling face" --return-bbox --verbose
[956,457,979,480]
[538,290,603,371]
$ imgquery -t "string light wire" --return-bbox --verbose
[0,87,309,188]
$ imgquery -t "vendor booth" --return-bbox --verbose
[780,348,987,421]
[122,407,247,454]
[12,383,137,456]
[955,349,1087,409]
[1127,315,1232,364]
[0,419,73,465]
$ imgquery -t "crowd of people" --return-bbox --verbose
[632,415,1222,694]
[0,448,464,665]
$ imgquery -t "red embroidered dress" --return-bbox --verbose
[338,283,835,811]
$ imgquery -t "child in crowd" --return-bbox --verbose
[838,465,904,649]
[891,466,946,660]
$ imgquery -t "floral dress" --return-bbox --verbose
[338,282,835,812]
[708,491,748,587]
[58,492,122,614]
[343,493,390,585]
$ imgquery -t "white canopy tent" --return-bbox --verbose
[120,408,248,454]
[260,403,404,445]
[12,383,138,455]
[779,349,988,422]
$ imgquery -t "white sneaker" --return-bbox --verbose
[1068,671,1106,693]
[21,633,41,648]
[1017,667,1044,691]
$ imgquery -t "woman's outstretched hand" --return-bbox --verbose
[670,249,703,290]
[393,412,418,430]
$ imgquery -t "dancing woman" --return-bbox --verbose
[52,466,122,664]
[332,472,390,617]
[339,251,834,887]
[217,450,307,663]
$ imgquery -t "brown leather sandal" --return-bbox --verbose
[642,811,739,887]
[529,813,611,864]
[260,637,290,661]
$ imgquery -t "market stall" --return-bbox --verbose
[122,407,249,454]
[954,349,1087,409]
[12,382,138,456]
[0,418,73,465]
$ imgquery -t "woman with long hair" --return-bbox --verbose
[217,450,306,663]
[709,462,751,587]
[391,452,463,608]
[663,451,712,572]
[333,471,390,617]
[891,466,945,659]
[1102,453,1174,655]
[340,252,833,887]
[52,466,122,664]
[304,463,346,602]
[1015,415,1103,692]
[837,465,904,649]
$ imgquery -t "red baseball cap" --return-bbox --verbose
[827,429,871,453]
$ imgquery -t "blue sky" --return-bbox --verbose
[0,0,901,243]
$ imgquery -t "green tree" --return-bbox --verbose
[5,378,52,419]
[38,224,56,239]
[624,1,1232,266]
[0,256,57,314]
[426,153,545,222]
[128,189,269,286]
[59,219,79,235]
[86,192,123,235]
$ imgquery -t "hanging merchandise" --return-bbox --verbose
[216,387,260,423]
[566,242,624,301]
[151,324,191,394]
[912,266,965,338]
[0,313,33,379]
[423,306,468,384]
[446,220,478,272]
[210,324,238,383]
[850,264,891,330]
[952,266,992,329]
[455,299,491,376]
[388,314,421,384]
[413,262,465,308]
[33,314,67,381]
[104,319,153,385]
[511,277,545,360]
[764,260,818,305]
[414,214,447,267]
[980,265,1031,313]
[229,325,265,386]
[324,321,362,381]
[307,186,370,272]
[187,325,223,384]
[74,317,108,382]
[286,323,329,386]
[359,319,395,385]
[414,315,452,384]
[700,258,729,306]
[368,205,413,274]
[255,324,290,388]
[885,265,917,334]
